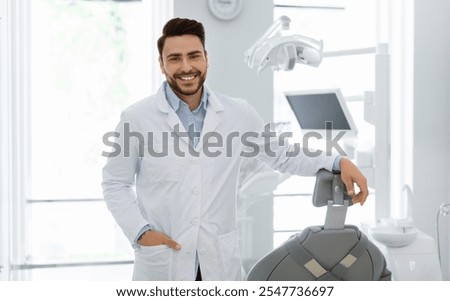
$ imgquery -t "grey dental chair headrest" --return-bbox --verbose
[313,169,352,230]
[246,169,391,281]
[313,169,352,207]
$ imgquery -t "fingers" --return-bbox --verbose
[357,177,369,204]
[157,232,181,250]
[343,177,355,197]
[339,157,369,206]
[340,158,355,196]
[350,177,369,205]
[164,237,181,250]
[139,231,181,250]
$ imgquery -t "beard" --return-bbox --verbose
[166,70,207,98]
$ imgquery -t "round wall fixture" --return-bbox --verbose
[208,0,243,21]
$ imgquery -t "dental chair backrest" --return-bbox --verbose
[246,169,392,281]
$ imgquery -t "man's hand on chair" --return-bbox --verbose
[339,157,369,205]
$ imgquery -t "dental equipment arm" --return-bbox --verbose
[244,16,324,73]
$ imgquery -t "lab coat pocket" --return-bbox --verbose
[132,245,173,281]
[218,229,242,280]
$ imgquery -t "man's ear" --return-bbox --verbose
[205,50,209,68]
[159,57,165,74]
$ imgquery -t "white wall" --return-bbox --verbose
[413,0,450,278]
[173,0,274,122]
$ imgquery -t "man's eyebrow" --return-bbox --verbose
[166,50,203,58]
[188,50,203,55]
[166,53,182,59]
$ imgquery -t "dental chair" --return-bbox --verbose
[246,169,391,281]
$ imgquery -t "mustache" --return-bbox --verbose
[175,71,201,77]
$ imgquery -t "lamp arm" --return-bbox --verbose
[244,15,291,66]
[245,15,323,72]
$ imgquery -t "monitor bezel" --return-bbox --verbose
[284,88,358,137]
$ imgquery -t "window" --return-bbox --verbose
[272,0,377,247]
[9,0,171,280]
[30,0,155,200]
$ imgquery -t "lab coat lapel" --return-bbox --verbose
[196,88,224,150]
[168,110,191,147]
[155,84,190,147]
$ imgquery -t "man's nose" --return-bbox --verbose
[180,57,193,72]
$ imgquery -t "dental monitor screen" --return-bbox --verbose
[284,89,357,136]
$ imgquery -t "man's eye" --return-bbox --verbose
[169,57,180,61]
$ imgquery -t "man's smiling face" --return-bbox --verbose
[159,34,208,102]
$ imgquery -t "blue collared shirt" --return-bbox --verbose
[164,81,208,148]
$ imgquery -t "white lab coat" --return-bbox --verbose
[102,84,337,281]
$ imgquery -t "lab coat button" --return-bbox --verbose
[192,158,199,165]
[191,219,198,225]
[192,187,200,194]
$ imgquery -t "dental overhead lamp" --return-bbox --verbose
[244,15,323,73]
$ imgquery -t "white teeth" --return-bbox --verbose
[180,75,195,80]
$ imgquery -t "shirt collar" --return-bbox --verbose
[164,81,208,112]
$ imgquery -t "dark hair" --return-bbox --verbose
[157,18,206,57]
